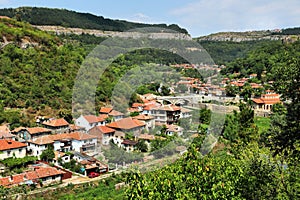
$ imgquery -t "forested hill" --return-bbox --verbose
[0,7,188,34]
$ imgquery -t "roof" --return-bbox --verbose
[252,93,281,105]
[99,107,113,114]
[0,125,14,139]
[132,114,154,121]
[106,117,145,130]
[96,126,115,134]
[108,110,124,117]
[83,115,106,124]
[138,134,155,140]
[26,127,51,135]
[132,103,144,108]
[114,131,125,137]
[69,124,84,131]
[152,104,181,112]
[0,166,64,187]
[28,132,97,145]
[42,118,69,127]
[121,139,138,145]
[0,140,27,151]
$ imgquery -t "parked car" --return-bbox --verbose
[88,172,100,178]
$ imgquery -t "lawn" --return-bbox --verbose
[254,116,271,133]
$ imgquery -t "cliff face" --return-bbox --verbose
[196,31,300,42]
[34,25,192,40]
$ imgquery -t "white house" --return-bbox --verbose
[132,114,155,131]
[27,132,97,158]
[75,115,106,131]
[0,140,27,160]
[88,125,115,145]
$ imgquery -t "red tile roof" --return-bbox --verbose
[106,117,145,130]
[0,124,14,139]
[0,166,64,187]
[28,132,97,145]
[0,140,26,151]
[152,104,181,111]
[99,107,113,114]
[42,118,69,127]
[26,127,51,135]
[96,126,115,134]
[132,114,154,120]
[132,103,144,108]
[108,110,124,117]
[83,115,106,124]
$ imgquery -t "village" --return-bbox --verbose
[0,63,282,189]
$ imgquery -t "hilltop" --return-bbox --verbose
[0,7,188,34]
[196,28,300,42]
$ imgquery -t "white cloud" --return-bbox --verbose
[170,0,300,36]
[130,13,153,24]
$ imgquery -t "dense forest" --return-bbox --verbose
[0,7,188,34]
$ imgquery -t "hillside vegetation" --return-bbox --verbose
[0,7,188,34]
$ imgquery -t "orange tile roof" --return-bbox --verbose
[28,132,97,145]
[26,127,51,135]
[42,118,69,127]
[96,126,115,134]
[0,166,64,187]
[99,107,113,114]
[132,114,154,120]
[152,104,181,111]
[83,115,106,123]
[106,117,145,130]
[109,110,124,116]
[0,124,14,139]
[132,103,144,108]
[0,140,26,151]
[121,139,138,145]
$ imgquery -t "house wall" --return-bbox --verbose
[27,143,47,158]
[41,175,61,186]
[0,147,27,160]
[75,116,92,131]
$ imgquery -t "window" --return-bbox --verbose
[7,150,11,156]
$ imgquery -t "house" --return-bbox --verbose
[88,125,115,145]
[165,124,183,136]
[0,166,65,188]
[0,124,15,140]
[151,104,181,124]
[75,115,106,131]
[12,127,52,141]
[138,134,155,148]
[27,132,97,158]
[106,117,145,134]
[42,118,70,133]
[69,124,85,133]
[0,140,27,160]
[252,93,281,112]
[99,107,124,121]
[108,110,125,121]
[52,151,71,166]
[121,139,138,152]
[113,131,125,146]
[99,107,113,115]
[132,114,155,131]
[73,152,108,176]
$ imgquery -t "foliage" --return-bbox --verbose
[0,156,37,170]
[61,159,83,174]
[40,145,55,162]
[136,140,148,152]
[0,7,188,33]
[199,40,280,64]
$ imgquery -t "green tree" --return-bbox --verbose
[40,145,55,162]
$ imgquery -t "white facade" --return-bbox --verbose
[75,115,105,131]
[0,147,27,160]
[27,142,48,158]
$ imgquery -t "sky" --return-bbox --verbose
[0,0,300,37]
